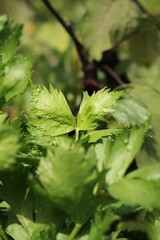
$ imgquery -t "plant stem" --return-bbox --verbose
[75,128,79,142]
[101,65,124,86]
[67,223,82,240]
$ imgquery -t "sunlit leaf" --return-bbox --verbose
[81,129,120,143]
[28,84,76,141]
[77,88,122,131]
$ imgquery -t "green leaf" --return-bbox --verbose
[0,36,18,64]
[0,55,33,101]
[145,210,160,240]
[95,124,149,184]
[28,85,76,141]
[88,207,119,240]
[36,144,100,223]
[77,88,122,131]
[128,27,160,66]
[0,113,19,170]
[0,15,7,31]
[81,129,120,143]
[126,163,160,180]
[112,97,150,127]
[126,84,160,166]
[127,57,160,87]
[0,15,22,46]
[138,0,160,15]
[6,223,30,240]
[80,0,140,59]
[0,169,58,239]
[108,179,160,209]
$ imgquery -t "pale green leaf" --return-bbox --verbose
[108,179,160,209]
[112,97,150,127]
[77,88,122,131]
[80,0,140,59]
[126,163,160,181]
[31,224,57,240]
[36,144,100,223]
[81,129,120,143]
[28,85,76,140]
[0,113,19,170]
[5,224,29,240]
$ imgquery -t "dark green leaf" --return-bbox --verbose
[145,210,160,240]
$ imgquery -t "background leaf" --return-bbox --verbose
[108,178,160,209]
[112,97,150,127]
[80,0,141,60]
[138,0,160,15]
[126,84,160,166]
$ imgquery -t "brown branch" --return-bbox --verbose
[101,65,124,86]
[41,0,89,68]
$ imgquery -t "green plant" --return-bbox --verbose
[0,0,160,239]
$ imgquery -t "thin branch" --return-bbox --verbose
[41,0,89,68]
[101,65,124,86]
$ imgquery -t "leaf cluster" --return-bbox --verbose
[0,1,160,239]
